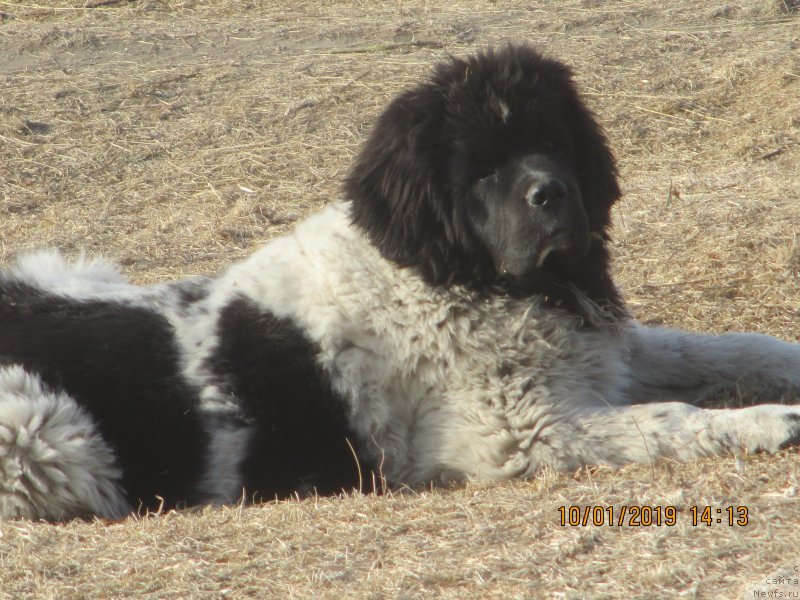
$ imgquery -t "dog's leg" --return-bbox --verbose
[623,324,800,404]
[537,402,800,470]
[0,365,130,520]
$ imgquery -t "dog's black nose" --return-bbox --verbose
[527,177,568,208]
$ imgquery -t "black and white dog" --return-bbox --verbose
[1,45,798,520]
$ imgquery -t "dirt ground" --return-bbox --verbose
[0,1,799,598]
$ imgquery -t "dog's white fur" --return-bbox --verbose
[1,203,798,519]
[0,365,130,520]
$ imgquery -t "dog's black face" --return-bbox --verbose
[463,152,589,295]
[346,45,625,315]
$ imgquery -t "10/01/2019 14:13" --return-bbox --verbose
[557,505,749,527]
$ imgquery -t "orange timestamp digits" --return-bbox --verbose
[557,505,677,527]
[557,505,750,527]
[690,505,748,526]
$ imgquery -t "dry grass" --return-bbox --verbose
[1,458,799,598]
[0,0,799,598]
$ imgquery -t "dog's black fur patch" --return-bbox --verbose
[0,280,207,511]
[207,298,372,501]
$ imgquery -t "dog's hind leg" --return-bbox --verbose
[0,365,129,520]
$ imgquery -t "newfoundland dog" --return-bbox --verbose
[1,45,798,520]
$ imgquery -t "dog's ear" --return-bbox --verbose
[567,107,625,314]
[570,105,621,233]
[345,85,482,286]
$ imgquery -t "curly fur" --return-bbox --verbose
[1,45,798,520]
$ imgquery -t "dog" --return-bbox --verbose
[1,45,798,520]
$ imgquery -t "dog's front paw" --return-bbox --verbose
[724,405,800,453]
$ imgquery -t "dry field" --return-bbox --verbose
[1,0,799,598]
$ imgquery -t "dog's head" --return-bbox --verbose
[346,45,623,314]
